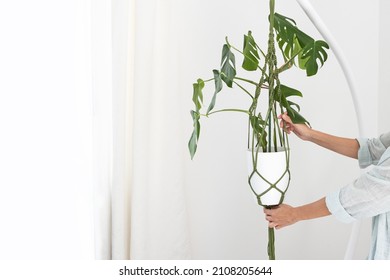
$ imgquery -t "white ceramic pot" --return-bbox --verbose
[247,148,290,206]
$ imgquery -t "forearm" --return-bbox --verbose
[294,197,331,222]
[306,129,359,159]
[264,197,331,229]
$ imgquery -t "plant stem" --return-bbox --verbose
[266,0,278,260]
[206,108,249,116]
[268,227,276,260]
[203,78,215,83]
[219,73,255,99]
[234,77,259,86]
[233,80,255,99]
[255,42,267,59]
[235,77,269,91]
[276,48,304,74]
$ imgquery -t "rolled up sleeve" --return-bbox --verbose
[326,149,390,221]
[357,132,390,168]
[326,132,390,222]
[356,137,371,168]
[326,189,356,223]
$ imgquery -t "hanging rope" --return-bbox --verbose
[246,0,291,260]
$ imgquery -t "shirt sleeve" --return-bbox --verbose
[326,132,390,222]
[357,132,390,168]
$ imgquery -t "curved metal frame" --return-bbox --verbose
[296,0,367,259]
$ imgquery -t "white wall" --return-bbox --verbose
[379,0,390,133]
[0,1,94,259]
[0,0,384,261]
[181,0,379,259]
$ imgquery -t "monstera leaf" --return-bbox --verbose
[242,31,260,71]
[250,113,267,151]
[206,70,223,114]
[220,44,236,87]
[275,84,309,125]
[192,79,204,112]
[188,110,200,160]
[300,40,329,76]
[273,13,329,76]
[189,79,205,159]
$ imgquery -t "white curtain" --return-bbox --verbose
[89,0,378,260]
[91,0,191,259]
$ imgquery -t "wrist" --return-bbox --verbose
[292,206,302,223]
[301,126,314,142]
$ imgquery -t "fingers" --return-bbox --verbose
[263,205,289,230]
[264,207,277,227]
[278,112,294,134]
[277,111,292,123]
[268,221,283,229]
[268,222,278,229]
[280,120,293,134]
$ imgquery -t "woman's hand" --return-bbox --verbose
[264,198,331,229]
[278,112,312,141]
[263,204,299,229]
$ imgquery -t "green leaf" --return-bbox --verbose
[188,130,197,159]
[295,37,308,69]
[206,70,223,114]
[192,79,204,111]
[275,84,308,125]
[220,44,236,87]
[301,40,329,76]
[273,13,301,60]
[273,13,329,76]
[242,31,260,71]
[287,100,300,111]
[250,114,267,151]
[189,78,204,159]
[278,84,303,98]
[286,106,309,125]
[188,110,201,159]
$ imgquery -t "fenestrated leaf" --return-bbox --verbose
[301,40,329,76]
[278,84,303,98]
[220,44,236,87]
[188,110,201,159]
[189,78,204,159]
[285,106,309,125]
[295,37,309,69]
[274,84,302,106]
[206,70,223,114]
[192,79,204,111]
[250,115,266,132]
[287,100,300,111]
[250,114,267,151]
[273,13,302,59]
[273,13,329,76]
[275,84,308,125]
[242,31,260,71]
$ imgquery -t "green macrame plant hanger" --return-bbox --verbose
[248,144,292,260]
[188,0,329,260]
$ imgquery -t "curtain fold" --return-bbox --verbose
[92,0,191,260]
[130,0,191,259]
[91,0,113,260]
[111,0,132,260]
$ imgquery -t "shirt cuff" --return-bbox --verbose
[356,137,371,168]
[325,189,356,223]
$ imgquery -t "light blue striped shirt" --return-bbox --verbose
[326,132,390,260]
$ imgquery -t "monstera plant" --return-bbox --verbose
[188,0,329,260]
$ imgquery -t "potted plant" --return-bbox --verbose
[188,0,329,260]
